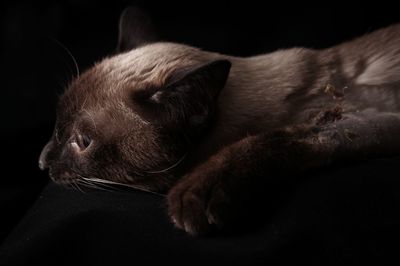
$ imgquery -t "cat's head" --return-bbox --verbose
[39,7,231,193]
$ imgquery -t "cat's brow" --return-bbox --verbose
[83,110,97,133]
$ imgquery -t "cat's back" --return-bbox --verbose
[329,23,400,86]
[326,24,400,112]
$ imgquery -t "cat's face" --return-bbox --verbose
[39,42,231,193]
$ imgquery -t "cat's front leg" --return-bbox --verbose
[167,110,400,236]
[167,127,332,236]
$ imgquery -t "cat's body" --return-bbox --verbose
[217,23,400,140]
[113,23,400,160]
[39,7,400,235]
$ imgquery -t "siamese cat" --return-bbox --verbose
[39,7,400,236]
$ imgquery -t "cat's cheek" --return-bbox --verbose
[59,144,95,181]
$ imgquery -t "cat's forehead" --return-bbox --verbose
[59,43,209,123]
[95,42,206,87]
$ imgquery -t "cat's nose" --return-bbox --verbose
[39,141,54,170]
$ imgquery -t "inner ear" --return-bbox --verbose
[134,60,231,133]
[162,59,231,102]
[116,6,158,53]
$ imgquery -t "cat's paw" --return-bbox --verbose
[167,171,231,236]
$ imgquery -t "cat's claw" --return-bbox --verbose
[167,174,230,236]
[168,188,211,236]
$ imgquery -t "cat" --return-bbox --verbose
[39,7,400,236]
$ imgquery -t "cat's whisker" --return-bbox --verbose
[50,37,80,78]
[145,153,187,174]
[70,170,114,192]
[78,178,113,192]
[131,170,146,177]
[83,179,119,191]
[66,182,75,190]
[81,177,165,197]
[77,178,98,189]
[72,180,85,193]
[77,181,101,191]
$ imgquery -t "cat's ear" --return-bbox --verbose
[135,60,231,133]
[116,6,158,53]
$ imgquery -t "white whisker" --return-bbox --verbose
[50,37,80,78]
[71,170,114,192]
[81,177,165,197]
[78,179,113,192]
[69,169,165,196]
[145,153,187,174]
[72,181,86,193]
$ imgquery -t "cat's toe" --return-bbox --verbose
[167,184,213,236]
[205,186,231,227]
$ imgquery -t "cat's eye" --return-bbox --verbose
[72,133,92,151]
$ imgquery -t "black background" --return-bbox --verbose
[1,1,400,265]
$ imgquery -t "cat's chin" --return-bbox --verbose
[48,168,78,186]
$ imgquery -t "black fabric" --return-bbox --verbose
[1,158,399,265]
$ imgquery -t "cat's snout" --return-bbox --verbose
[39,141,54,170]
